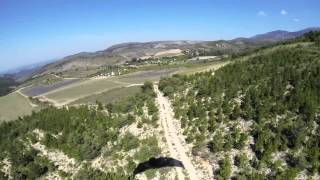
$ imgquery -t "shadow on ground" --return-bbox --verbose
[133,157,185,176]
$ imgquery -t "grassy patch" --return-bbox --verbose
[0,92,36,122]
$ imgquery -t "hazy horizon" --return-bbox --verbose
[1,0,320,72]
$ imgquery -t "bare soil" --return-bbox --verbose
[155,84,205,180]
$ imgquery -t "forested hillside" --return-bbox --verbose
[159,32,320,179]
[0,82,161,179]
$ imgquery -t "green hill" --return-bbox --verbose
[159,32,320,179]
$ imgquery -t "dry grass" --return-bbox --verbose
[0,92,36,122]
[154,49,183,57]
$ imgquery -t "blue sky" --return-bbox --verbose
[0,0,319,72]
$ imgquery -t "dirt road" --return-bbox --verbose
[154,85,200,180]
[16,88,38,108]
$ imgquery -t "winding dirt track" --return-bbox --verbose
[154,85,200,180]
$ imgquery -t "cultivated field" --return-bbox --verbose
[115,68,179,84]
[0,92,37,122]
[21,74,64,87]
[41,79,126,106]
[36,68,179,106]
[154,49,183,57]
[0,59,234,122]
[22,79,81,97]
[70,85,141,105]
[14,61,228,108]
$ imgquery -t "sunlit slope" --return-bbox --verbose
[0,92,36,122]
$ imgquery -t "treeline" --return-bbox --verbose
[0,82,160,179]
[159,33,320,179]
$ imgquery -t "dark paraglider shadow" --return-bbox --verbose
[133,157,185,176]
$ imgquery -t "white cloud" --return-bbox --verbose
[281,9,288,15]
[257,11,267,17]
[293,18,300,22]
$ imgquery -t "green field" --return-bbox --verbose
[0,92,36,122]
[70,85,141,105]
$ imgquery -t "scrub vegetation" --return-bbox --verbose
[0,82,160,179]
[159,32,320,179]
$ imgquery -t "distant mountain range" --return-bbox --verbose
[250,27,320,41]
[4,27,320,81]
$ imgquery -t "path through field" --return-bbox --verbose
[16,88,38,108]
[154,84,200,180]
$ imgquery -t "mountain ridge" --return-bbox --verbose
[6,27,320,80]
[250,27,320,41]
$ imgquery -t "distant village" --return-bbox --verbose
[92,68,128,79]
[92,49,224,79]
